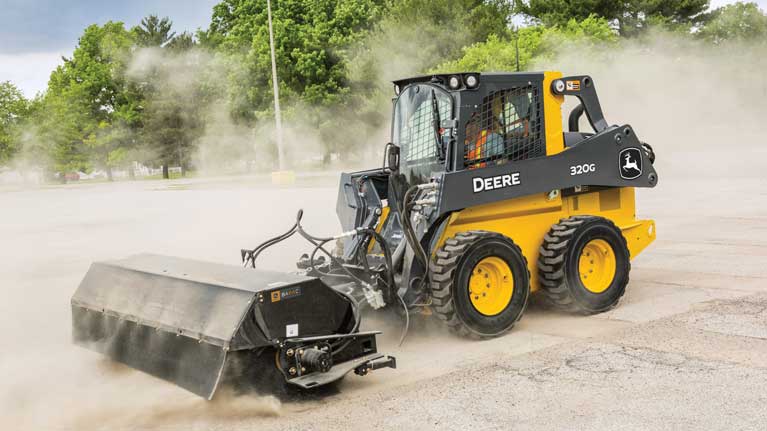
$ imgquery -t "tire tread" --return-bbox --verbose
[430,230,530,339]
[537,216,630,314]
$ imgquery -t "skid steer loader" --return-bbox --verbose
[71,71,658,399]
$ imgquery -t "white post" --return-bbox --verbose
[266,0,285,171]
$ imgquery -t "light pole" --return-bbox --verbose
[266,0,285,171]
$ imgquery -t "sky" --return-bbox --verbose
[0,0,765,98]
[0,0,218,97]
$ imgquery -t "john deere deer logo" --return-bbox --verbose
[619,148,642,180]
[623,153,639,171]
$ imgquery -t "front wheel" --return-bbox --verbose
[430,231,530,338]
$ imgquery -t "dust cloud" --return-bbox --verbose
[125,46,264,175]
[2,27,766,431]
[0,184,299,430]
[534,30,767,179]
[2,353,280,430]
[125,46,367,175]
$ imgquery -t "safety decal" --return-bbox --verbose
[566,80,581,91]
[271,286,303,302]
[286,323,299,337]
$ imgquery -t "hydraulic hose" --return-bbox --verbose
[400,184,432,293]
[244,223,298,268]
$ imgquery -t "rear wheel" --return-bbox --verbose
[430,231,530,338]
[537,216,630,314]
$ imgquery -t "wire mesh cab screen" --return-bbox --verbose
[463,84,543,169]
[392,84,452,179]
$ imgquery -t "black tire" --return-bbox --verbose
[537,216,630,314]
[430,231,530,338]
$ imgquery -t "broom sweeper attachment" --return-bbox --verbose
[71,253,396,399]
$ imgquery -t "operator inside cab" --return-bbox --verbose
[465,89,531,169]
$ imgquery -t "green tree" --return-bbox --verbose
[434,16,616,72]
[166,31,196,52]
[698,2,767,43]
[0,81,29,165]
[141,90,202,178]
[130,19,204,178]
[207,0,383,114]
[203,0,385,164]
[45,22,139,179]
[358,0,514,78]
[384,0,512,54]
[133,15,177,47]
[516,0,710,35]
[28,88,92,177]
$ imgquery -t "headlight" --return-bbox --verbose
[448,75,461,90]
[464,74,479,89]
[394,84,401,95]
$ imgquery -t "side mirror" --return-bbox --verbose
[387,144,400,172]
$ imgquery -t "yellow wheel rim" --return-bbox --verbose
[578,239,617,293]
[468,256,514,316]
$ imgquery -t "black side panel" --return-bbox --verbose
[337,172,362,232]
[255,279,356,340]
[438,124,658,214]
[336,169,390,232]
[335,170,390,259]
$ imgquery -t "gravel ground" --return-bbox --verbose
[1,156,766,430]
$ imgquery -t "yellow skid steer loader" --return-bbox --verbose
[71,71,657,398]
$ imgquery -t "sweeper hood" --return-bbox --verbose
[71,254,392,399]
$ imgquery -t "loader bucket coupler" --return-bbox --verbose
[71,254,387,399]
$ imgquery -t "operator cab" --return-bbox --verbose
[390,72,614,188]
[391,73,547,185]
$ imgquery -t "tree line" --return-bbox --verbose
[1,0,765,180]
